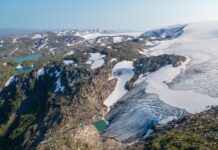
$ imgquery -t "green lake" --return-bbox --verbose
[13,53,43,63]
[16,66,34,73]
[92,120,108,134]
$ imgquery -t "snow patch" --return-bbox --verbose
[49,48,56,54]
[82,32,142,40]
[32,34,42,39]
[110,58,117,62]
[9,48,19,56]
[107,46,112,49]
[63,60,74,65]
[38,38,48,50]
[113,37,123,43]
[16,64,23,69]
[0,40,4,47]
[81,33,101,40]
[37,68,45,78]
[65,50,75,56]
[12,38,17,43]
[56,31,68,36]
[138,49,148,55]
[5,76,16,87]
[55,70,61,77]
[104,61,134,108]
[54,78,65,93]
[86,52,105,69]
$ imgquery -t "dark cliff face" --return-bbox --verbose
[134,54,186,73]
[0,60,116,150]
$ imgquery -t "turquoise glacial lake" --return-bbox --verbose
[13,54,43,63]
[92,120,108,134]
[16,66,34,73]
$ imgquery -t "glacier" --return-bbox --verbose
[103,81,187,143]
[104,21,218,143]
[149,21,218,100]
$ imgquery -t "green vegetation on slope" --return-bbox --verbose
[140,107,218,150]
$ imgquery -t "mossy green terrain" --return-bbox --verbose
[135,107,218,150]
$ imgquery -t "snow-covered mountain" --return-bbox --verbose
[102,21,218,143]
[1,21,218,149]
[84,35,134,46]
[139,25,185,40]
[0,30,141,57]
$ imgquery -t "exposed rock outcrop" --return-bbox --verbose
[126,54,186,90]
[0,61,117,149]
[139,25,185,40]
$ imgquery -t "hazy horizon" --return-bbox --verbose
[1,0,218,31]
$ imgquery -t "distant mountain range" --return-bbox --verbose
[0,28,43,36]
[0,28,141,36]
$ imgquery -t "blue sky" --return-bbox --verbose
[1,0,218,30]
